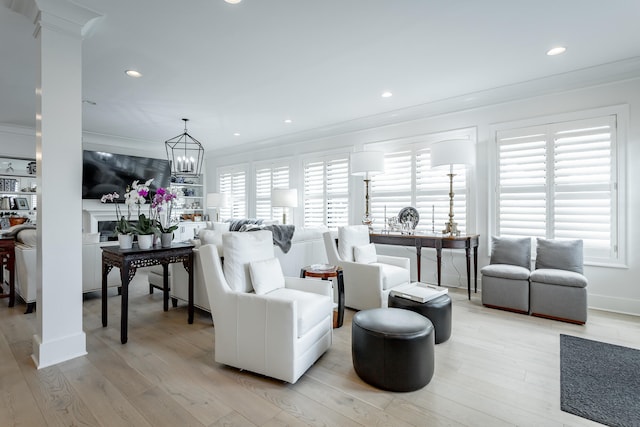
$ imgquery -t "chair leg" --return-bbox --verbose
[24,302,35,314]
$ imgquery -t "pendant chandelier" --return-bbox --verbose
[165,118,204,176]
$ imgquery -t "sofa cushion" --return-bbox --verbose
[265,287,332,337]
[530,268,588,288]
[354,243,377,264]
[535,238,583,274]
[481,264,531,280]
[490,236,531,269]
[199,229,224,256]
[223,230,274,293]
[212,221,230,232]
[338,225,369,262]
[249,257,285,295]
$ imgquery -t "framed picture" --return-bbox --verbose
[15,197,29,210]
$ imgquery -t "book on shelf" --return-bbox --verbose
[389,282,448,303]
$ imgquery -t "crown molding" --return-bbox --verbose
[212,56,640,157]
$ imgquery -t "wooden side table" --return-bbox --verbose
[0,237,15,308]
[300,265,344,328]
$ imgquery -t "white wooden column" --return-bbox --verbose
[30,0,100,368]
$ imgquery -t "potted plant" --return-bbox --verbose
[131,213,158,249]
[101,192,134,249]
[151,187,179,247]
[124,178,157,249]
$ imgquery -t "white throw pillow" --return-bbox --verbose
[354,243,377,264]
[249,257,285,295]
[223,230,274,293]
[212,221,230,232]
[337,225,370,262]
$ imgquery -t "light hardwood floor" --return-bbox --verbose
[1,273,638,427]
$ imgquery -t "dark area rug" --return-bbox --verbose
[560,334,640,427]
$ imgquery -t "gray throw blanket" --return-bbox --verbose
[238,223,296,253]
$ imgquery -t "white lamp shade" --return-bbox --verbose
[430,139,476,168]
[271,188,298,207]
[350,151,385,176]
[207,192,230,208]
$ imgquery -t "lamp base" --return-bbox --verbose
[442,221,460,237]
[362,214,374,231]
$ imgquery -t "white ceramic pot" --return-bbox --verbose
[160,232,173,247]
[137,234,154,250]
[118,234,133,250]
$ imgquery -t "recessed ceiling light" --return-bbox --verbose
[381,91,393,98]
[225,0,242,3]
[546,46,566,56]
[125,69,142,78]
[284,119,292,124]
[233,132,240,136]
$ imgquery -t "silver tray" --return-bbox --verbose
[398,206,419,229]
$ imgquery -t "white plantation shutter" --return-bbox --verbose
[303,155,349,228]
[255,167,271,219]
[218,167,246,219]
[496,115,617,261]
[370,151,412,226]
[255,163,289,221]
[496,130,547,238]
[370,146,468,233]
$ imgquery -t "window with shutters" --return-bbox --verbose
[217,165,247,219]
[303,155,349,228]
[254,162,290,221]
[495,114,620,263]
[370,145,468,233]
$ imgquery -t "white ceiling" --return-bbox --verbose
[2,0,640,151]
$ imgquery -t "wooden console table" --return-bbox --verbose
[369,233,479,299]
[101,242,195,344]
[0,237,15,307]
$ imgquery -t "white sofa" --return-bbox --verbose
[148,225,329,312]
[13,228,122,313]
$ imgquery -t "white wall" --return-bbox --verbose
[206,77,640,316]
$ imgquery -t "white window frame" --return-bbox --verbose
[489,105,628,267]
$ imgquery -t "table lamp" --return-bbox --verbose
[271,188,298,224]
[206,192,230,222]
[350,151,385,229]
[430,139,475,236]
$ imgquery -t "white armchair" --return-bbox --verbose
[323,225,410,311]
[199,230,333,384]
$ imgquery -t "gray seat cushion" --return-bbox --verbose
[481,264,530,280]
[490,236,531,269]
[530,268,587,288]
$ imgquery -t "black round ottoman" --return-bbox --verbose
[388,293,452,344]
[352,308,434,392]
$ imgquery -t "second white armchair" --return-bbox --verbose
[323,225,410,311]
[199,230,334,384]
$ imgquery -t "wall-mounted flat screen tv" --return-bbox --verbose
[82,150,171,200]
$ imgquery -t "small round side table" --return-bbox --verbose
[300,265,345,328]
